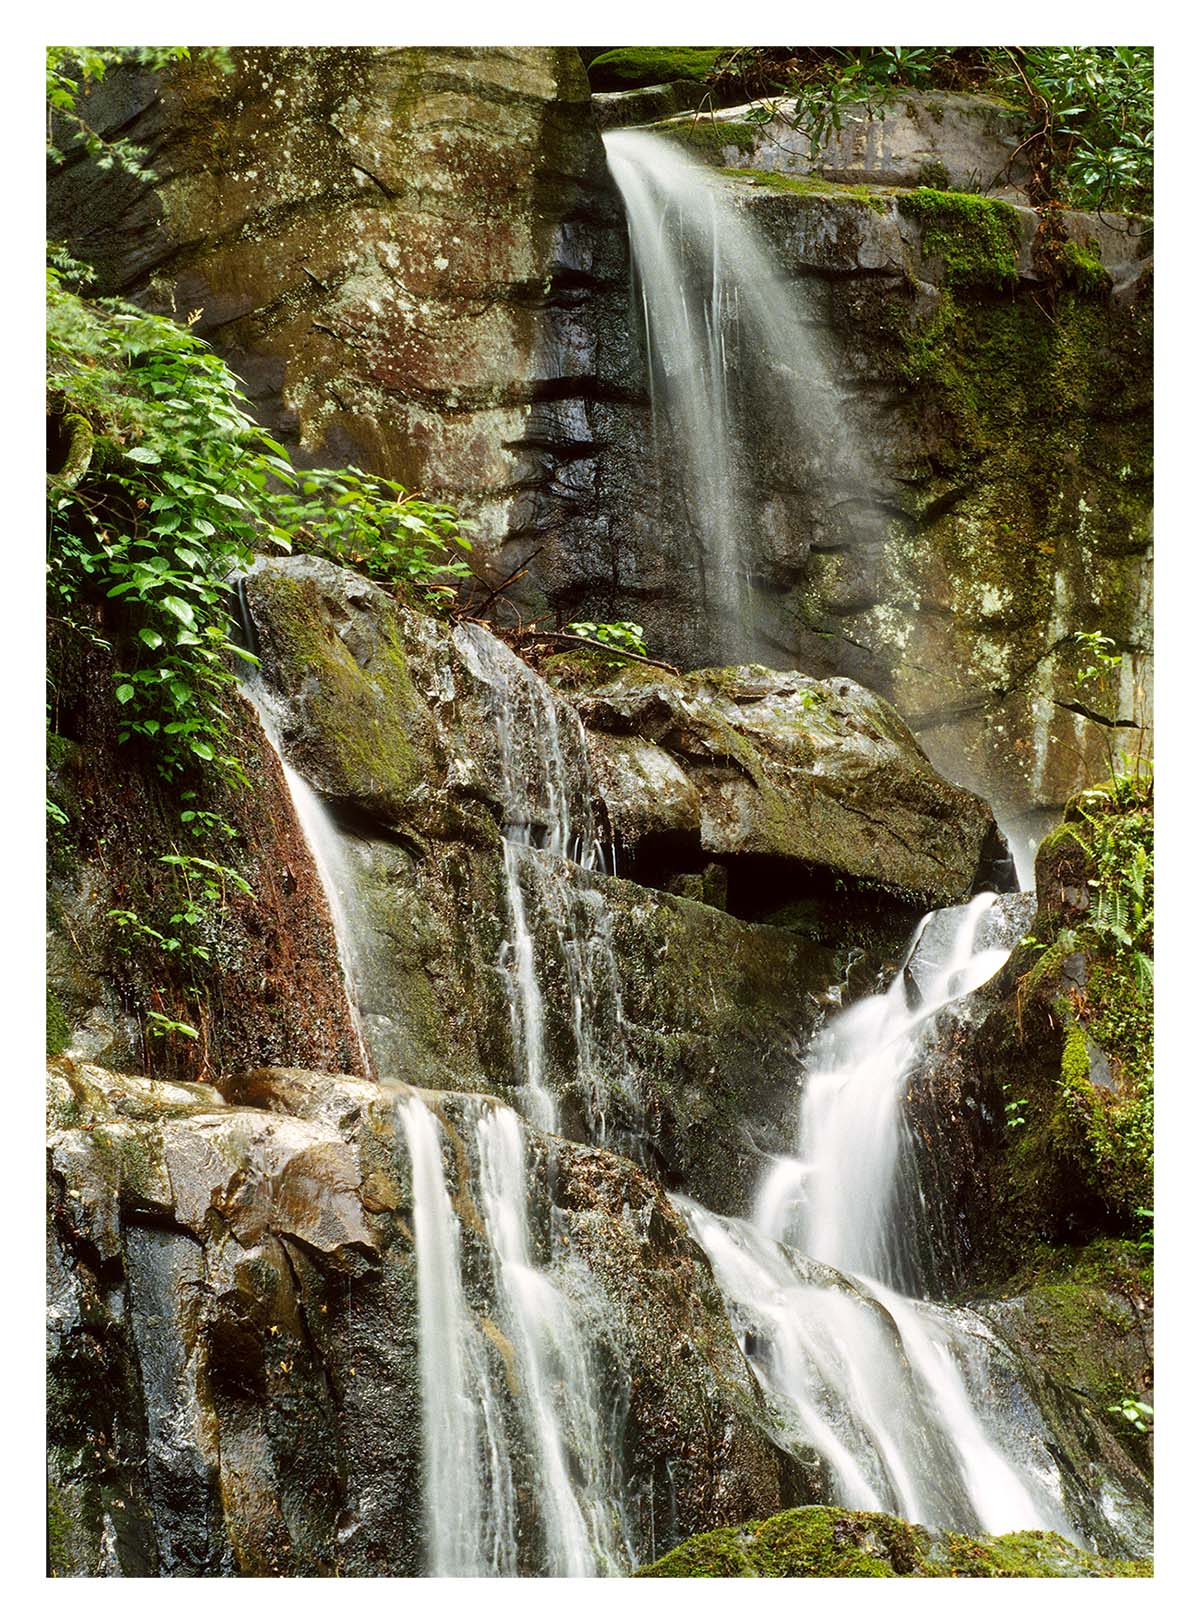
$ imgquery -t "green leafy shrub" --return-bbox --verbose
[564,619,649,656]
[267,466,471,598]
[48,277,473,786]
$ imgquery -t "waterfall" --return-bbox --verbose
[454,625,636,1143]
[237,644,373,1078]
[399,1092,630,1575]
[604,128,868,659]
[398,1095,516,1574]
[677,891,1083,1543]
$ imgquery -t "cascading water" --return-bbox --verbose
[234,567,1134,1569]
[398,1092,630,1576]
[453,625,637,1144]
[677,891,1083,1542]
[234,588,373,1077]
[604,128,871,659]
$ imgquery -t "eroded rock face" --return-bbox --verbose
[47,46,613,558]
[47,1061,794,1576]
[47,634,365,1079]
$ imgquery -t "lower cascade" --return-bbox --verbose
[399,1094,631,1576]
[676,895,1077,1543]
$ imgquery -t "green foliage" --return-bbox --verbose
[1108,1395,1153,1434]
[565,619,648,656]
[993,47,1153,212]
[267,466,472,600]
[48,275,265,784]
[1071,777,1154,973]
[46,47,232,178]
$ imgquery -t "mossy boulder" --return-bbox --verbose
[638,1504,1152,1576]
[547,657,1005,909]
[586,48,725,92]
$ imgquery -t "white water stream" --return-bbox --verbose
[454,625,636,1143]
[399,1092,630,1575]
[604,128,862,658]
[677,893,1079,1542]
[238,661,373,1077]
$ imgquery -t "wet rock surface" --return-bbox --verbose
[549,655,1003,907]
[47,1060,796,1575]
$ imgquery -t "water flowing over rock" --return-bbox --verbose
[48,50,1151,835]
[47,1060,796,1576]
[47,45,1153,1580]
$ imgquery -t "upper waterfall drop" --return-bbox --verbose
[603,127,873,663]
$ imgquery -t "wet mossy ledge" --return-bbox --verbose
[952,779,1154,1300]
[637,1505,1152,1577]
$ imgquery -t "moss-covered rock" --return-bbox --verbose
[548,657,1004,909]
[639,1504,1152,1576]
[946,781,1153,1291]
[587,48,725,93]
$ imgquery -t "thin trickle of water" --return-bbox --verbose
[239,669,373,1078]
[604,128,868,659]
[454,625,639,1145]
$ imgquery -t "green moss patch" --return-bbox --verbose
[653,117,760,159]
[587,48,726,92]
[898,187,1021,289]
[721,167,893,212]
[639,1505,1151,1576]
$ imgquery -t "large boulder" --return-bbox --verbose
[548,654,1006,908]
[47,47,610,565]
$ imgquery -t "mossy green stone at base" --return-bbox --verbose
[637,1505,1153,1577]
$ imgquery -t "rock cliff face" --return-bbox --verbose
[46,45,1154,1578]
[48,46,613,560]
[48,52,1151,836]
